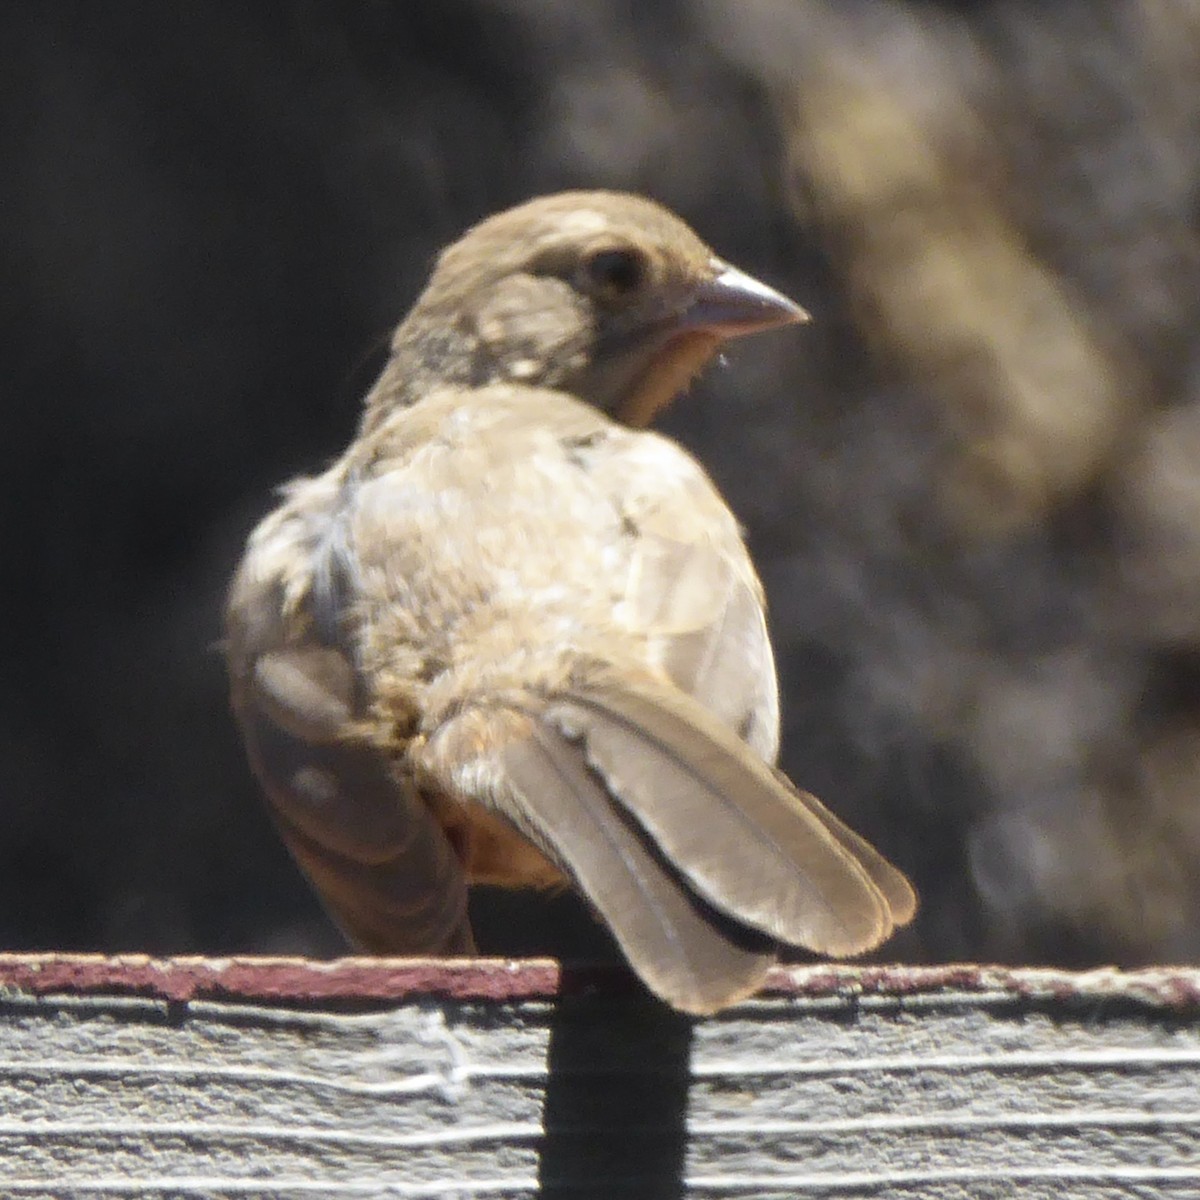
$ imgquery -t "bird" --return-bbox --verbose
[224,190,916,1014]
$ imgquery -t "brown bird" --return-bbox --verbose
[225,191,915,1013]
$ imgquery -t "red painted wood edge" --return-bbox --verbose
[0,954,1198,1009]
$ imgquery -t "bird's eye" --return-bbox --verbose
[582,248,648,300]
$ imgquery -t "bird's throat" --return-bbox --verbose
[617,330,723,428]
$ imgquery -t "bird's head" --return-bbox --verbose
[374,191,808,427]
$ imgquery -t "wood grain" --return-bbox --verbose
[0,957,1197,1198]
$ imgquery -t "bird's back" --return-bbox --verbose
[339,383,776,750]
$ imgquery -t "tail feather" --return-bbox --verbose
[421,668,916,1011]
[500,722,777,1014]
[769,767,918,926]
[540,676,897,955]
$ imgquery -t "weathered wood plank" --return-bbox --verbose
[0,958,1197,1198]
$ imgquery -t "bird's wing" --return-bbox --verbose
[573,427,781,759]
[224,468,473,955]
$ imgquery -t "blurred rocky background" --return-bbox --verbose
[4,0,1200,967]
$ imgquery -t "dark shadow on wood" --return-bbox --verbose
[536,970,694,1199]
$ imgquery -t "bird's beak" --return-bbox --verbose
[679,259,810,337]
[602,258,809,428]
